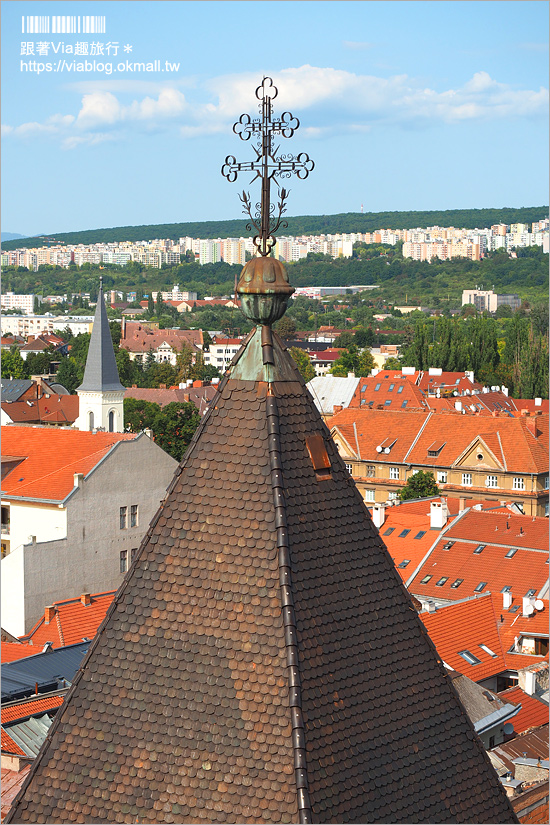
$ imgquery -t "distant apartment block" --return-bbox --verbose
[462,289,520,313]
[0,315,94,338]
[0,292,36,315]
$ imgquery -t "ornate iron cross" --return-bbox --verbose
[221,77,314,257]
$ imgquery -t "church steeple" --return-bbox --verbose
[75,279,125,433]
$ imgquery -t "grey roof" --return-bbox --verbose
[4,715,53,758]
[1,641,90,701]
[306,374,360,415]
[1,379,33,402]
[450,672,520,734]
[77,284,124,392]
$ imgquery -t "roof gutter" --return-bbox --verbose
[474,702,520,735]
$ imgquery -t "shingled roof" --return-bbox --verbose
[5,327,517,823]
[77,282,125,393]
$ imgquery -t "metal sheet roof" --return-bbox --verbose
[1,642,90,701]
[0,379,33,403]
[307,374,360,415]
[3,715,53,758]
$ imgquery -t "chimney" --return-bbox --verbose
[426,602,437,613]
[372,503,386,529]
[192,380,203,388]
[520,409,529,417]
[81,593,91,606]
[430,500,448,530]
[347,372,355,379]
[333,405,343,415]
[455,401,463,412]
[525,418,540,438]
[524,670,536,696]
[503,592,513,609]
[535,397,542,406]
[459,498,466,511]
[74,473,84,488]
[44,606,55,624]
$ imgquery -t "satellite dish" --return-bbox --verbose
[524,604,535,616]
[384,447,391,454]
[503,723,514,736]
[376,445,383,453]
[534,599,545,611]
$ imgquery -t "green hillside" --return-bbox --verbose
[2,206,547,250]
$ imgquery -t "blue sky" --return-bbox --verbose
[1,0,548,236]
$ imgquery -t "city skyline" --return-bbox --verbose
[1,0,548,237]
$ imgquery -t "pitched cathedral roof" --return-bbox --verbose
[77,280,125,393]
[6,321,517,823]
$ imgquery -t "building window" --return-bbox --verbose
[398,529,410,538]
[120,550,127,573]
[401,401,408,408]
[437,471,447,484]
[384,400,392,406]
[474,581,487,592]
[458,650,481,665]
[486,475,498,488]
[120,506,127,530]
[389,467,400,480]
[525,588,536,597]
[479,644,498,658]
[88,411,94,431]
[365,465,375,478]
[414,531,426,540]
[383,527,395,536]
[462,473,472,487]
[501,585,512,593]
[435,577,448,587]
[473,544,485,554]
[388,492,398,501]
[345,463,353,474]
[388,384,395,392]
[505,548,518,559]
[545,476,549,490]
[450,579,463,589]
[131,547,138,563]
[513,477,525,490]
[130,505,138,527]
[397,385,404,394]
[398,560,410,568]
[420,575,432,584]
[364,489,376,502]
[374,383,381,391]
[442,541,454,550]
[108,410,115,432]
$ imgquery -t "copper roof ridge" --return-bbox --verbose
[265,388,312,824]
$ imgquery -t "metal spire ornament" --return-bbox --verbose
[222,78,314,328]
[221,77,314,258]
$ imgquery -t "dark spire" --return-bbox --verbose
[77,278,124,392]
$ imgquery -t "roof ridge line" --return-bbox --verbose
[266,389,312,824]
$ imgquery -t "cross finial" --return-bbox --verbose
[221,77,314,257]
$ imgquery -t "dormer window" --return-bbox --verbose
[427,441,446,457]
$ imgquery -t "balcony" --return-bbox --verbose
[1,522,10,535]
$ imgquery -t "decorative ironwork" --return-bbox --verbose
[221,77,314,257]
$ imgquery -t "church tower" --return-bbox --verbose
[74,279,125,433]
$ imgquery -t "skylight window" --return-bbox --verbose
[505,548,518,558]
[473,545,485,555]
[384,400,392,406]
[374,383,381,391]
[383,527,395,536]
[414,531,426,540]
[435,577,448,587]
[398,560,410,568]
[474,582,487,592]
[501,586,512,593]
[509,605,519,613]
[401,401,408,408]
[458,650,481,665]
[526,589,536,597]
[450,579,463,589]
[479,644,498,658]
[398,529,410,538]
[397,385,404,394]
[420,575,432,584]
[388,384,395,392]
[443,541,454,551]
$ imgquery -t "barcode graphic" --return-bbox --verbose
[22,16,106,34]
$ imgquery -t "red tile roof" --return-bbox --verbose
[1,643,38,664]
[378,513,437,581]
[331,408,431,462]
[1,396,79,425]
[124,386,217,412]
[498,686,549,734]
[1,730,25,757]
[1,765,31,820]
[448,510,549,551]
[1,696,64,725]
[1,427,137,501]
[120,322,203,354]
[21,591,116,648]
[351,373,428,411]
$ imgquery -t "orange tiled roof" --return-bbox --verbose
[378,513,437,581]
[330,408,549,474]
[1,729,25,757]
[448,510,549,551]
[1,643,38,663]
[21,591,116,648]
[1,396,79,425]
[408,539,548,604]
[420,594,508,680]
[2,695,64,725]
[498,686,550,734]
[120,322,203,353]
[1,765,31,821]
[1,427,137,501]
[351,373,428,412]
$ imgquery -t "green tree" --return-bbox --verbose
[175,342,196,382]
[275,316,297,340]
[54,357,81,393]
[398,471,440,502]
[333,330,355,348]
[1,348,28,379]
[123,397,160,432]
[152,402,201,461]
[383,357,402,370]
[330,346,375,378]
[289,347,315,382]
[147,294,154,315]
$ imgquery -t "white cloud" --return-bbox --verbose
[2,67,547,148]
